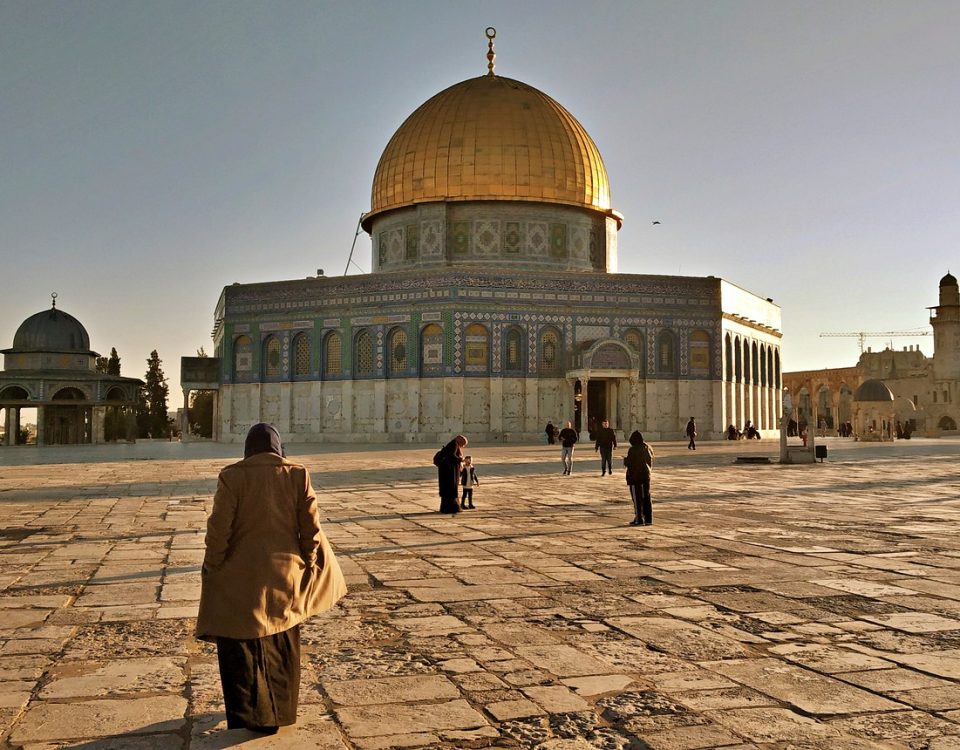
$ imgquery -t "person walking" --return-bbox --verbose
[459,455,480,509]
[434,434,467,514]
[624,430,655,525]
[545,421,556,445]
[594,418,617,475]
[197,423,347,734]
[558,421,578,475]
[685,417,697,450]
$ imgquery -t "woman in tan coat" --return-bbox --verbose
[197,423,346,734]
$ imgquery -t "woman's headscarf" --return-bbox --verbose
[629,430,644,447]
[244,422,283,459]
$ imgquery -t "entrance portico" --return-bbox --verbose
[568,339,639,438]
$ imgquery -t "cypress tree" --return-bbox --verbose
[107,347,121,375]
[137,350,170,438]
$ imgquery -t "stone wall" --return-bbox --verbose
[217,375,730,444]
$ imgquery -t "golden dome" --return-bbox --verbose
[364,75,615,229]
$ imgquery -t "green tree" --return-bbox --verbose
[137,350,169,438]
[95,347,121,375]
[106,347,121,375]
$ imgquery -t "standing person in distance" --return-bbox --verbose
[624,430,655,525]
[594,418,618,476]
[434,434,467,514]
[685,417,697,450]
[545,420,556,445]
[459,455,479,509]
[197,423,347,735]
[558,420,579,475]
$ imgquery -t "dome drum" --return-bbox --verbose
[368,200,618,273]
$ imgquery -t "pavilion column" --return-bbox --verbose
[212,391,221,441]
[4,408,12,446]
[181,389,191,442]
[36,406,45,446]
[92,406,106,444]
[579,376,589,436]
[609,380,619,431]
[628,376,640,429]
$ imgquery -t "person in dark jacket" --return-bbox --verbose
[685,417,697,450]
[545,421,556,445]
[435,435,467,514]
[558,421,578,475]
[624,430,655,525]
[594,419,617,475]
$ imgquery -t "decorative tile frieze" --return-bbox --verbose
[473,220,500,256]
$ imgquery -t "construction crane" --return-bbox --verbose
[819,330,931,354]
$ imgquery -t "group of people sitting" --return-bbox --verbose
[725,421,761,440]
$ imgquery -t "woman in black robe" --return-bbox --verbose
[436,435,467,514]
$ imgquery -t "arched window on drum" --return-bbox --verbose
[725,334,733,381]
[464,324,490,373]
[539,327,562,375]
[420,324,444,374]
[233,335,253,381]
[387,327,407,376]
[322,332,342,379]
[354,329,375,376]
[657,330,676,374]
[292,333,311,378]
[262,335,281,380]
[690,330,710,376]
[503,326,524,374]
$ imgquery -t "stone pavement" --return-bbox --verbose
[1,437,959,749]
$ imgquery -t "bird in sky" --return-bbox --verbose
[652,220,661,225]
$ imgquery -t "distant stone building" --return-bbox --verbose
[783,273,959,435]
[0,299,141,445]
[197,35,783,443]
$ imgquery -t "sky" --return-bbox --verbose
[2,0,958,410]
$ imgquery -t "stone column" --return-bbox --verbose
[92,405,106,444]
[181,389,192,442]
[212,390,221,441]
[36,406,45,446]
[219,386,232,440]
[4,408,12,446]
[609,380,619,431]
[579,376,589,437]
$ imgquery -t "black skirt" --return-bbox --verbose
[216,625,301,730]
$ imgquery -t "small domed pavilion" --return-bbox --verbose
[0,297,142,445]
[853,378,895,441]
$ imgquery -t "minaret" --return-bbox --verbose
[930,272,960,380]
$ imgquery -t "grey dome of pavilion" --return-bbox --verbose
[8,305,93,354]
[853,378,895,403]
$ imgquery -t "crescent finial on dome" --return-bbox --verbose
[485,27,496,76]
[51,292,58,309]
